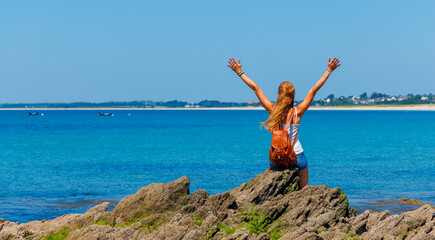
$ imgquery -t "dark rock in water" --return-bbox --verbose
[0,169,434,239]
[60,200,118,210]
[392,197,433,206]
[356,197,435,215]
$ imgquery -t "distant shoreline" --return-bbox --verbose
[0,105,434,111]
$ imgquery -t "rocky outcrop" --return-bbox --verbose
[1,169,434,240]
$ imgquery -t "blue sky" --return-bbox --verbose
[0,0,434,103]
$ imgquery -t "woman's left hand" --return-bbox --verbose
[328,58,341,72]
[227,58,243,74]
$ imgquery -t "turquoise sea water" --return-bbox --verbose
[0,110,434,223]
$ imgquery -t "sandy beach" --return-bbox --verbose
[0,105,434,111]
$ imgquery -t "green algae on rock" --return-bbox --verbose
[1,168,434,240]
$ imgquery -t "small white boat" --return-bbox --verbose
[97,113,113,116]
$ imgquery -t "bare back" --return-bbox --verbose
[281,108,301,126]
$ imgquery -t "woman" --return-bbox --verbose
[227,57,341,189]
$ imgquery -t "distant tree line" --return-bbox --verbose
[0,92,433,108]
[312,92,434,106]
[0,100,262,108]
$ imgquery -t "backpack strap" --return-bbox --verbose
[295,108,298,124]
[284,108,295,130]
[285,108,299,148]
[291,108,299,148]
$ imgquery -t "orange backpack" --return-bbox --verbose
[269,108,298,169]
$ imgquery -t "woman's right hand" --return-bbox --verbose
[327,58,341,72]
[227,58,243,74]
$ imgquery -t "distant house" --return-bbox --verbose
[398,96,408,101]
[421,96,428,101]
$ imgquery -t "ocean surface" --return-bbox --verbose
[0,110,434,223]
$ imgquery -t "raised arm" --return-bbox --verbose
[296,58,341,116]
[227,58,275,113]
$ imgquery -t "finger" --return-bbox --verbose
[227,65,232,68]
[231,58,236,64]
[328,58,331,63]
[238,59,241,65]
[332,57,337,63]
[337,64,341,67]
[228,61,233,66]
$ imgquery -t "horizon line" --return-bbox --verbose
[0,92,433,105]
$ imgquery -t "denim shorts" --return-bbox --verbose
[269,152,308,171]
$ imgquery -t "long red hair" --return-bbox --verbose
[261,81,295,132]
